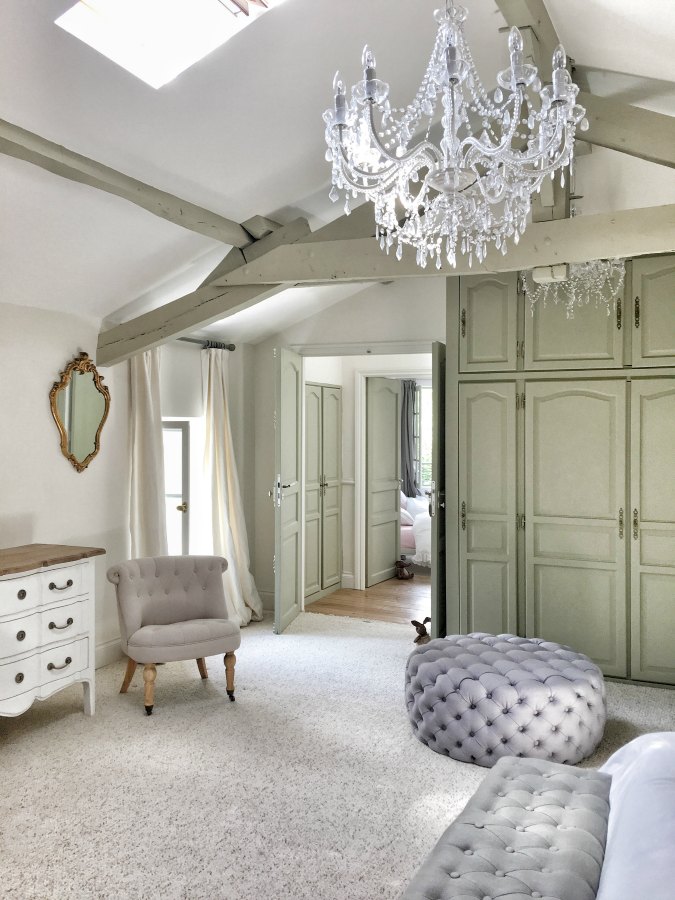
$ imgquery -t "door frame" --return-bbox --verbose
[354,363,432,590]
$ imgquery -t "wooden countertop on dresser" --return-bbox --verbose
[0,544,106,577]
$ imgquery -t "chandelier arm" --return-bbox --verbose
[363,104,444,170]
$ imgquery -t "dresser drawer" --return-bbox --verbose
[40,600,86,644]
[0,612,40,659]
[0,653,40,699]
[40,565,85,603]
[39,639,86,687]
[0,573,41,617]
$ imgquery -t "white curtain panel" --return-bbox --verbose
[129,348,168,559]
[202,349,263,626]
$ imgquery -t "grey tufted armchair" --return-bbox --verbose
[106,556,241,715]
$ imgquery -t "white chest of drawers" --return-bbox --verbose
[0,544,105,717]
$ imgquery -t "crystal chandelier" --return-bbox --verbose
[524,260,626,319]
[323,1,587,269]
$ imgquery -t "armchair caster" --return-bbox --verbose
[227,691,235,702]
[145,705,153,716]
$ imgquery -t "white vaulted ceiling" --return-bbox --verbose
[1,0,674,333]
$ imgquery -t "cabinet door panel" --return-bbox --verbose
[525,381,627,676]
[459,274,518,372]
[632,257,675,367]
[459,383,517,634]
[630,380,675,683]
[524,286,623,370]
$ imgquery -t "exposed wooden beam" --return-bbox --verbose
[241,215,281,240]
[212,204,675,285]
[495,0,559,79]
[98,217,310,366]
[97,283,284,367]
[0,118,253,248]
[578,92,675,169]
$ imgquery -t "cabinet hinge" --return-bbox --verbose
[516,340,525,359]
[516,392,526,410]
[460,308,467,338]
[616,296,622,330]
[634,296,641,329]
[516,513,526,530]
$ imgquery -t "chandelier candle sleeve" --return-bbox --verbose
[323,3,587,269]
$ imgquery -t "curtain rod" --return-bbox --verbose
[177,337,236,351]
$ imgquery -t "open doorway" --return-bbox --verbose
[301,353,438,628]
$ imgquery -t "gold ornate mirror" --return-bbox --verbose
[50,352,111,472]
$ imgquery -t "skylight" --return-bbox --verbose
[56,0,286,89]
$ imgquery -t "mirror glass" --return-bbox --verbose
[50,353,110,472]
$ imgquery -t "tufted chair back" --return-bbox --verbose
[107,556,229,645]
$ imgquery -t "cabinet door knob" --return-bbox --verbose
[16,630,26,642]
[15,673,24,685]
[17,589,26,600]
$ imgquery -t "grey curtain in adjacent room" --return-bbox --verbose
[401,379,418,497]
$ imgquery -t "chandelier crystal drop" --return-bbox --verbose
[524,260,626,319]
[323,2,587,269]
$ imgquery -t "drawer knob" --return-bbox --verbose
[49,579,74,592]
[47,656,72,672]
[17,589,26,600]
[15,673,24,685]
[49,617,74,631]
[16,630,26,642]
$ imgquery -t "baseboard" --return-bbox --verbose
[341,573,355,589]
[260,590,274,611]
[96,638,123,669]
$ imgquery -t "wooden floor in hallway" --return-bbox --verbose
[306,572,431,627]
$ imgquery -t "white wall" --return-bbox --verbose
[251,277,446,609]
[0,302,130,667]
[575,148,675,217]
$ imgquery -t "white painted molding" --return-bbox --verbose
[96,637,123,669]
[260,590,275,611]
[290,341,434,357]
[341,574,355,590]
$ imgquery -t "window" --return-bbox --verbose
[413,386,433,492]
[56,0,287,89]
[163,422,190,555]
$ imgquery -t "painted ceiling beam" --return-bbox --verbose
[0,118,254,248]
[96,282,285,367]
[578,92,675,169]
[494,0,560,78]
[98,217,310,366]
[211,203,675,285]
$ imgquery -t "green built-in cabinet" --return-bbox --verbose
[452,254,675,684]
[304,383,342,602]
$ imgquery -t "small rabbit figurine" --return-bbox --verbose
[411,616,431,645]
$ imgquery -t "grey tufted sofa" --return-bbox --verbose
[107,555,241,715]
[406,634,606,766]
[401,733,675,900]
[402,755,610,900]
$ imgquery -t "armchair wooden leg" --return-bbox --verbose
[196,657,208,679]
[224,651,236,701]
[143,663,157,715]
[120,657,137,694]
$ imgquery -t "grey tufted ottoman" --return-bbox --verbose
[405,633,605,767]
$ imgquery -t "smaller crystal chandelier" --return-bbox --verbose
[524,260,626,318]
[323,1,587,269]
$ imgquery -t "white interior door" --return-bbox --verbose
[366,377,401,587]
[274,348,303,634]
[525,380,627,676]
[430,342,446,637]
[321,386,342,590]
[630,380,675,683]
[304,384,322,599]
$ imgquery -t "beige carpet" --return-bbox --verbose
[1,613,674,900]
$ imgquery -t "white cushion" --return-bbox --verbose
[400,508,414,526]
[596,732,675,900]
